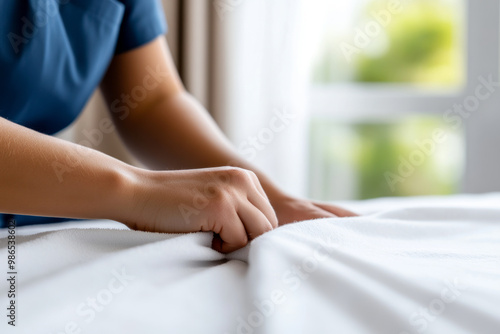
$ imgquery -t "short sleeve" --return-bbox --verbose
[114,0,167,54]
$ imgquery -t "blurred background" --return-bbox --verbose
[306,0,465,200]
[63,0,500,201]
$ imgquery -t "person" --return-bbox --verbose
[0,0,355,253]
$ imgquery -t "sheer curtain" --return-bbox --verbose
[214,0,320,197]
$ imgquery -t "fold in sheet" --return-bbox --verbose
[1,194,499,334]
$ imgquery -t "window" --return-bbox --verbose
[306,0,500,200]
[311,0,465,87]
[309,117,463,199]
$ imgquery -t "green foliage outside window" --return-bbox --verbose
[309,0,465,200]
[312,0,464,85]
[309,118,463,200]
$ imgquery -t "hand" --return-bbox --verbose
[122,167,278,253]
[269,195,358,226]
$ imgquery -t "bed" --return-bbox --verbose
[1,194,499,334]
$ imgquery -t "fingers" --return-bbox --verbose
[306,208,337,220]
[237,202,274,239]
[213,176,276,253]
[213,211,249,254]
[247,192,278,230]
[278,207,336,226]
[209,167,278,253]
[246,171,270,200]
[314,202,359,217]
[244,171,278,228]
[215,204,274,253]
[213,206,273,254]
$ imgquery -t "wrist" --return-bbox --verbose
[253,173,289,204]
[103,164,146,228]
[261,183,293,209]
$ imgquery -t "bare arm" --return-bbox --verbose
[0,117,132,221]
[0,117,277,253]
[101,37,357,224]
[100,38,242,171]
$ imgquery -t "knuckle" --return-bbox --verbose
[209,167,244,184]
[203,181,218,198]
[226,167,247,178]
[246,170,258,181]
[211,167,254,189]
[228,167,253,185]
[207,189,232,214]
[212,167,258,189]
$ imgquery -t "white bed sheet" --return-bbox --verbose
[1,194,499,334]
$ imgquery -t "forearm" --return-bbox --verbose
[0,117,135,221]
[0,117,279,249]
[97,37,355,230]
[113,92,288,202]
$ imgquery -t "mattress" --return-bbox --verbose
[1,194,499,334]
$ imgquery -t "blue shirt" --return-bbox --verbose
[0,0,167,227]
